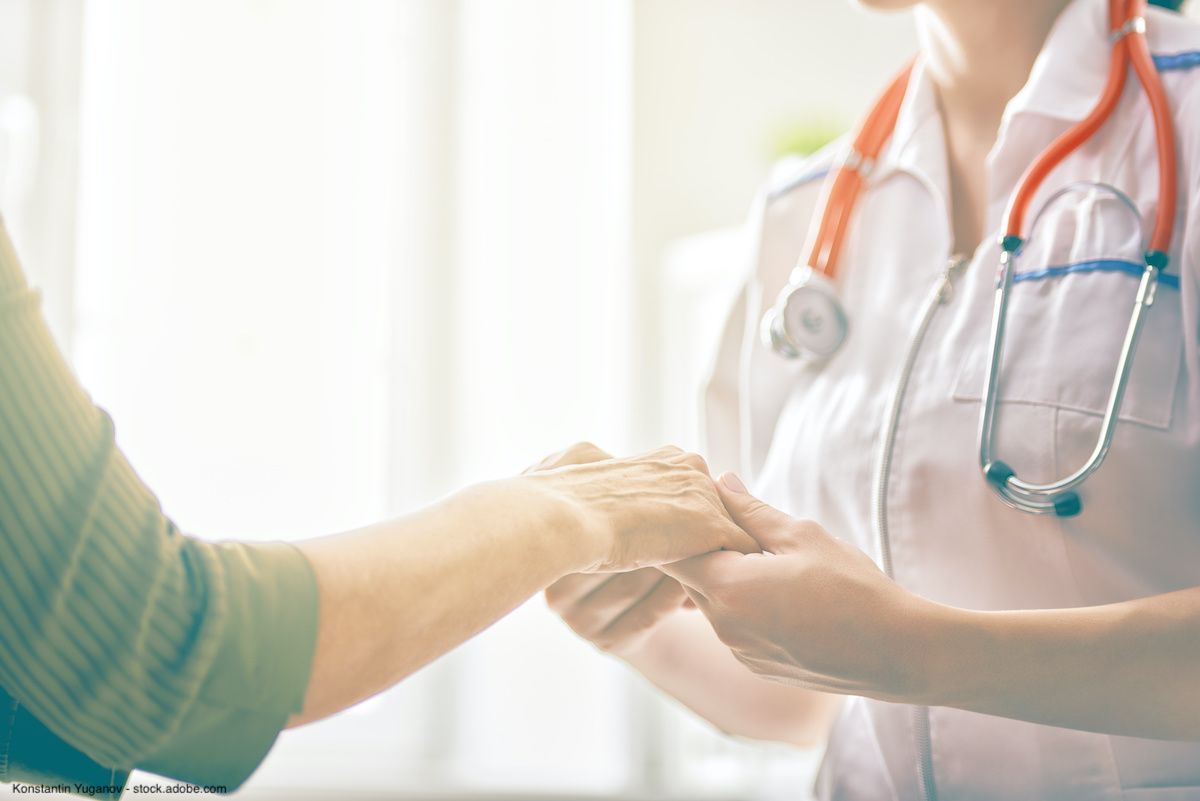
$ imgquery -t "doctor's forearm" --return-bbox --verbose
[624,612,841,748]
[288,477,593,727]
[923,586,1200,740]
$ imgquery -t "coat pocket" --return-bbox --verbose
[952,265,1183,432]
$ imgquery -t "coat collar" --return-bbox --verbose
[870,0,1117,238]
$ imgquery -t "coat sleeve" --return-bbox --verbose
[0,218,319,790]
[698,190,777,481]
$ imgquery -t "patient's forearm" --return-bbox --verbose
[288,477,589,726]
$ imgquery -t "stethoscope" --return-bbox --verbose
[761,0,1178,517]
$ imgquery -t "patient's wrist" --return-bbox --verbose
[497,475,604,576]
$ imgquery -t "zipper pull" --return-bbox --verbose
[936,254,969,305]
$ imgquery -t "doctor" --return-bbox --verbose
[548,0,1200,798]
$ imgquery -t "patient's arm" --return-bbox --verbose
[289,446,758,727]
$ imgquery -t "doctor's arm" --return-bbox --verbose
[546,575,842,748]
[662,475,1200,742]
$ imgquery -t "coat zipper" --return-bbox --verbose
[872,254,966,801]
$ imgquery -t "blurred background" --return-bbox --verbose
[0,1,930,799]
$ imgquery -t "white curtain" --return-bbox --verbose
[66,0,739,797]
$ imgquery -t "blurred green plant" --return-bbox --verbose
[771,119,847,159]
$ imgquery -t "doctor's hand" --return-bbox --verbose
[660,474,945,702]
[524,443,760,574]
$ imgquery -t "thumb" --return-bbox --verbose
[715,473,802,554]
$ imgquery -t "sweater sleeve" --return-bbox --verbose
[0,218,319,790]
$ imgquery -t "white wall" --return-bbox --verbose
[0,0,82,346]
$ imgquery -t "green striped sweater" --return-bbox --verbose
[0,218,318,798]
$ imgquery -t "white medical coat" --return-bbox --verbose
[702,1,1200,798]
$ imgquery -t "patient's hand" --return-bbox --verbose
[545,569,690,657]
[524,442,758,572]
[531,442,714,655]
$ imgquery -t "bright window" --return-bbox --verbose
[0,0,931,797]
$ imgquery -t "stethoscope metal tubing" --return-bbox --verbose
[978,243,1161,516]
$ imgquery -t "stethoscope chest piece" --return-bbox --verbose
[762,266,849,360]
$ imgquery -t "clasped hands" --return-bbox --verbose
[529,442,946,705]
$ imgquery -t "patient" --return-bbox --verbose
[0,218,756,797]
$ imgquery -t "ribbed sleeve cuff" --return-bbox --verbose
[0,208,320,793]
[139,541,319,790]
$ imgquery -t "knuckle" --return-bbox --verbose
[568,441,599,458]
[744,499,770,517]
[742,499,781,525]
[682,451,710,474]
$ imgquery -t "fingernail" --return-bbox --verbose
[720,472,747,494]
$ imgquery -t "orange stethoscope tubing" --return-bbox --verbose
[804,0,1178,279]
[805,62,913,280]
[1002,0,1178,261]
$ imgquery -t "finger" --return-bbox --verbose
[714,473,802,554]
[658,550,744,599]
[544,573,613,612]
[679,585,705,611]
[578,567,664,611]
[716,518,763,555]
[656,568,701,609]
[561,569,665,636]
[597,575,687,646]
[679,450,711,477]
